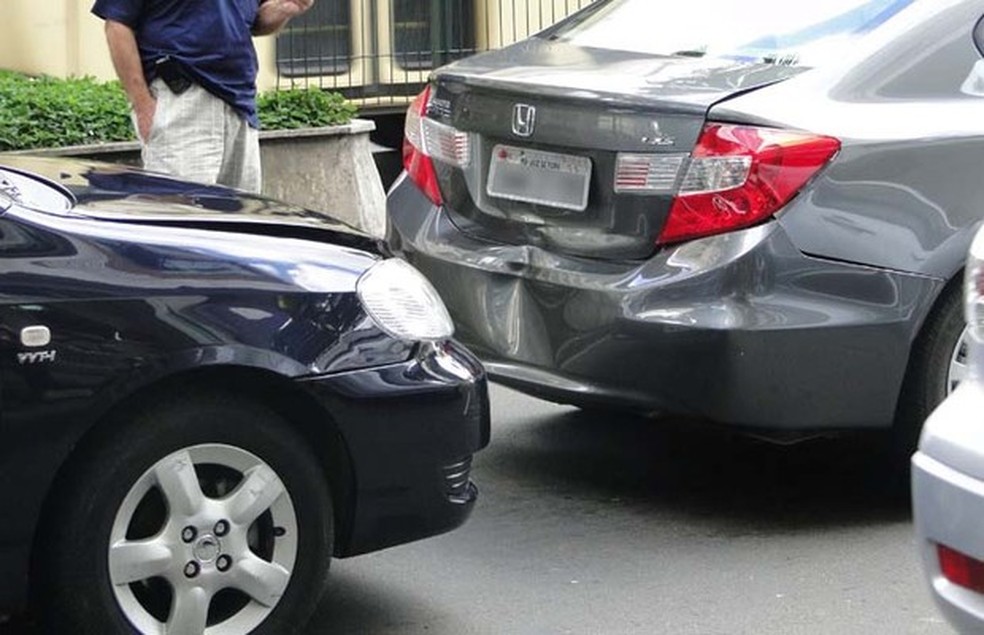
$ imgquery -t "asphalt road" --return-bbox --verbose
[305,384,950,635]
[4,384,951,634]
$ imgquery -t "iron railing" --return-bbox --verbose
[274,0,596,111]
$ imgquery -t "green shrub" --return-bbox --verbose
[0,71,358,151]
[257,87,357,130]
[0,71,134,151]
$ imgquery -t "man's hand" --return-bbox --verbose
[270,0,313,18]
[104,20,157,143]
[134,97,157,143]
[253,0,314,36]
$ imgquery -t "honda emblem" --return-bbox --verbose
[512,104,536,138]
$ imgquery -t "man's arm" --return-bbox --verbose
[253,0,314,36]
[104,20,156,142]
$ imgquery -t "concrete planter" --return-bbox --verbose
[3,118,386,237]
[258,120,386,238]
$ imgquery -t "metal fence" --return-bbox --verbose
[274,0,595,111]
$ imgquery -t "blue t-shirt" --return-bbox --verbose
[91,0,261,128]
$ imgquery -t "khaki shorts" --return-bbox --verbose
[136,79,261,193]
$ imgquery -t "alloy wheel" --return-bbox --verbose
[108,444,298,634]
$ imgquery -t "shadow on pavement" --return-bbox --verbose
[483,403,912,532]
[305,567,474,635]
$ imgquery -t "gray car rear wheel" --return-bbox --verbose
[895,283,966,456]
[40,392,333,635]
[947,325,971,395]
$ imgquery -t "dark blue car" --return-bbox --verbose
[0,156,489,633]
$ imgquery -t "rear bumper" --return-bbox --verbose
[388,175,942,432]
[300,339,490,557]
[912,383,984,633]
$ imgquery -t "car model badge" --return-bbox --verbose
[643,121,676,147]
[17,350,56,365]
[512,104,536,138]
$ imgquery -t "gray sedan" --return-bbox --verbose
[387,0,982,454]
[913,226,984,634]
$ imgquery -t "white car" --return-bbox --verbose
[912,225,984,633]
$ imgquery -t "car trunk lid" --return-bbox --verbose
[422,39,805,260]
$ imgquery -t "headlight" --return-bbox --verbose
[356,258,454,341]
[966,228,984,344]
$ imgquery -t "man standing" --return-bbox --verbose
[91,0,314,193]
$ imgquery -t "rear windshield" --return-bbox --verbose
[547,0,919,67]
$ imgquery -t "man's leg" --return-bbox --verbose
[140,80,225,185]
[218,104,262,194]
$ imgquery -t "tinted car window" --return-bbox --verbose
[548,0,919,67]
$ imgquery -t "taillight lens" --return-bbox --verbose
[658,124,841,245]
[403,86,472,206]
[938,544,984,594]
[403,86,443,205]
[614,154,686,193]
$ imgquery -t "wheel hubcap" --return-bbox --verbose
[108,444,298,635]
[193,535,221,563]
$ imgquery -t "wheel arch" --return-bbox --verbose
[894,269,965,427]
[28,365,358,602]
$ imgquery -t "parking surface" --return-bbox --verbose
[306,385,949,634]
[4,384,950,634]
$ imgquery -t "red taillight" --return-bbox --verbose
[403,86,443,205]
[938,544,984,594]
[658,124,841,245]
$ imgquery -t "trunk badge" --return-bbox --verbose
[512,104,536,138]
[643,121,676,147]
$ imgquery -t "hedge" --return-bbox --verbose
[0,71,358,152]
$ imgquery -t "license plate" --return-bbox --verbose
[486,145,592,211]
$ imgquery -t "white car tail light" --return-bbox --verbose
[658,124,841,245]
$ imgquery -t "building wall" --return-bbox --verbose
[0,1,113,80]
[0,0,590,92]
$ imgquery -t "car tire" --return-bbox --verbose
[39,391,333,635]
[894,282,967,462]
